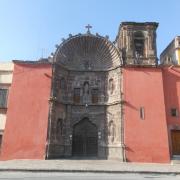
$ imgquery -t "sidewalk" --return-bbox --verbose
[0,160,180,174]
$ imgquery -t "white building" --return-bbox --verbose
[160,36,180,65]
[0,62,13,149]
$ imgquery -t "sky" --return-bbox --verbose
[0,0,179,62]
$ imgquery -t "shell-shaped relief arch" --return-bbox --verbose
[53,34,122,71]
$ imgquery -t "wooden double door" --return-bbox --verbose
[72,118,98,157]
[171,130,180,155]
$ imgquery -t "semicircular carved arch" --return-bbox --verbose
[54,34,122,71]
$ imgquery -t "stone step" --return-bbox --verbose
[171,155,180,164]
[171,160,180,164]
[172,155,180,160]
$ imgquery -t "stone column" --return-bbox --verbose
[147,29,155,57]
[64,104,72,157]
[126,29,134,64]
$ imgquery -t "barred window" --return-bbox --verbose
[74,88,80,103]
[171,108,178,117]
[92,89,98,103]
[0,89,8,108]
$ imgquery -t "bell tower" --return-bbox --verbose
[116,22,158,66]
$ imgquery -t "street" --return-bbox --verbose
[0,172,180,180]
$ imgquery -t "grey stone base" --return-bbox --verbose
[47,144,124,161]
[46,144,72,159]
[98,144,124,161]
[105,145,124,161]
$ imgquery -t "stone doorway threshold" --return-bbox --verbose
[71,156,99,160]
[171,155,180,164]
[48,156,107,160]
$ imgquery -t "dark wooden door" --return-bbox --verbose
[171,130,180,155]
[72,118,98,157]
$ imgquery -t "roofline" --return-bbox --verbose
[120,21,159,28]
[160,38,175,58]
[13,59,51,65]
[115,21,159,43]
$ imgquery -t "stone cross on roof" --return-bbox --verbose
[85,24,92,34]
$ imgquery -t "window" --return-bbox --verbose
[92,89,98,103]
[0,89,8,108]
[166,56,171,63]
[171,108,178,117]
[134,31,145,57]
[139,107,145,120]
[74,88,80,103]
[60,78,66,89]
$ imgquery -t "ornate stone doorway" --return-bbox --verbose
[72,118,98,157]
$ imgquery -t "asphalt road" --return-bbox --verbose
[0,172,180,180]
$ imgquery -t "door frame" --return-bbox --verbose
[72,118,98,157]
[171,129,180,156]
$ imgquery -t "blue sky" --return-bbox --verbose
[0,0,179,61]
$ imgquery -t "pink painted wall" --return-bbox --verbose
[123,67,170,163]
[0,63,52,160]
[162,67,180,156]
[162,67,180,126]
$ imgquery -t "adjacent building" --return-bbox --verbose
[0,22,180,163]
[0,62,13,151]
[160,36,180,65]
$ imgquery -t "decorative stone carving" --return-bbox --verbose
[109,78,114,94]
[84,59,92,70]
[55,35,121,70]
[148,30,153,50]
[127,30,133,50]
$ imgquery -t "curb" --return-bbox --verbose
[0,169,180,175]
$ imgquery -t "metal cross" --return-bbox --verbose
[85,24,92,34]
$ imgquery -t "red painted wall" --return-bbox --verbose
[0,63,52,160]
[162,67,180,156]
[123,67,170,163]
[162,67,180,126]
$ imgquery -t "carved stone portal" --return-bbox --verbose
[47,33,123,160]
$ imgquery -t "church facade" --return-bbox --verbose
[0,22,180,163]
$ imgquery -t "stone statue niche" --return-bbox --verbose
[83,81,90,103]
[108,120,116,143]
[109,78,114,95]
[106,112,116,144]
[56,118,63,140]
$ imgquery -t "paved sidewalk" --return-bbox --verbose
[0,160,180,174]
